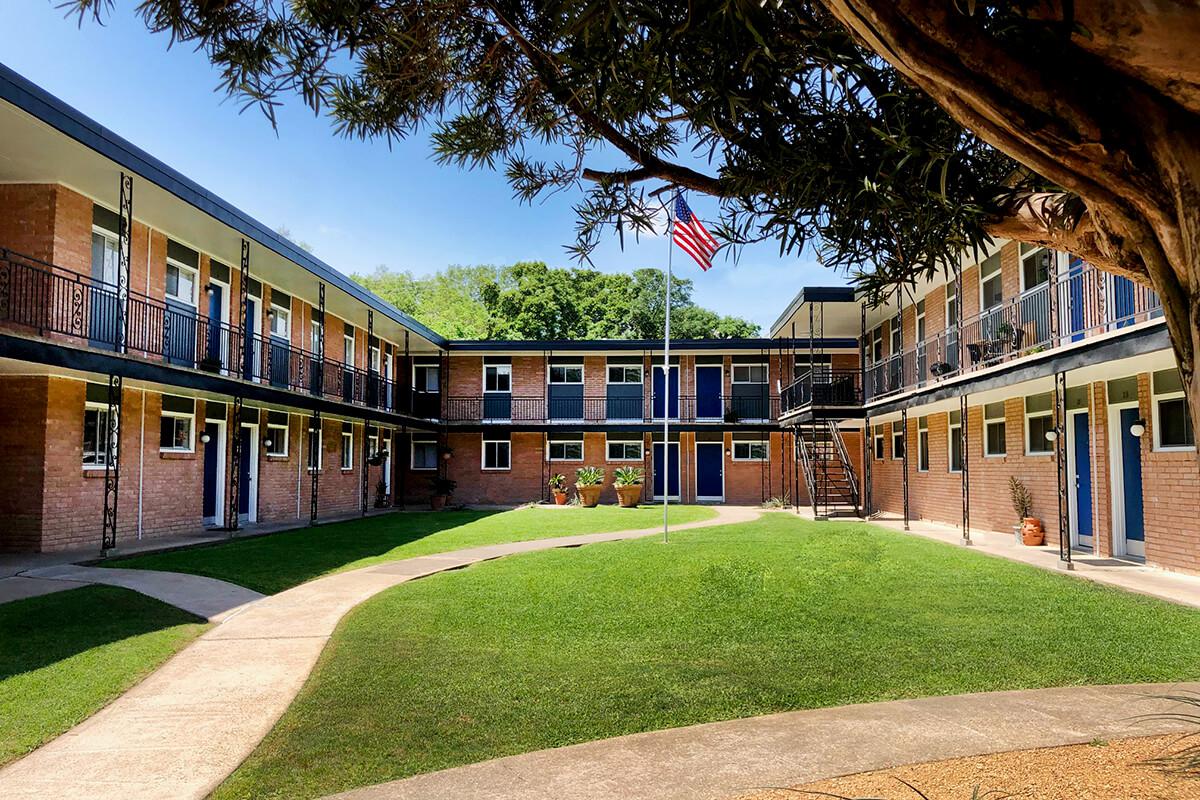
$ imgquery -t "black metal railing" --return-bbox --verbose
[442,393,779,424]
[0,247,416,415]
[780,369,863,414]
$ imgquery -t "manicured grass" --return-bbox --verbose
[110,505,716,594]
[0,585,206,766]
[215,514,1200,800]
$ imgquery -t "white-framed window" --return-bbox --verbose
[733,440,768,461]
[946,278,959,328]
[368,432,380,459]
[607,365,642,384]
[732,364,768,384]
[270,303,290,339]
[484,364,512,392]
[948,410,963,473]
[917,416,929,472]
[266,415,289,457]
[870,326,883,363]
[91,226,119,286]
[873,424,885,460]
[915,300,926,343]
[83,403,118,468]
[344,332,355,366]
[1020,243,1051,292]
[414,364,440,392]
[310,319,323,355]
[984,401,1007,457]
[547,436,584,461]
[483,438,511,470]
[165,258,198,306]
[341,427,354,471]
[411,438,438,470]
[892,422,905,460]
[307,419,322,471]
[549,364,583,384]
[890,315,902,355]
[606,437,643,461]
[980,252,1003,311]
[1025,392,1054,455]
[369,343,381,373]
[1152,368,1196,451]
[159,397,195,452]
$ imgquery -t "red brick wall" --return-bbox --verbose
[1134,374,1200,571]
[0,376,49,551]
[259,411,302,524]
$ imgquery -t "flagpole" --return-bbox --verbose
[663,194,674,544]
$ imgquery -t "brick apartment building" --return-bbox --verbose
[0,64,1195,575]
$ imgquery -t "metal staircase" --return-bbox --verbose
[796,420,861,519]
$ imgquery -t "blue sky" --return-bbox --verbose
[4,3,839,331]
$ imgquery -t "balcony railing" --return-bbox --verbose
[443,394,779,424]
[0,247,413,415]
[864,260,1162,402]
[780,369,863,415]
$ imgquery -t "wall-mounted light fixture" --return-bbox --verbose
[725,448,732,457]
[1130,419,1147,438]
[1044,429,1058,443]
[263,437,274,449]
[205,284,215,297]
[200,432,211,444]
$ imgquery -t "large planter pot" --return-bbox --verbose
[1021,517,1044,546]
[615,484,642,508]
[430,494,448,511]
[577,485,602,508]
[553,491,568,506]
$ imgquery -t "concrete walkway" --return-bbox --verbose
[18,565,265,622]
[0,505,761,800]
[330,683,1200,800]
[857,511,1200,610]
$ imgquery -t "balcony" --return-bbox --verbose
[864,260,1162,402]
[442,394,779,424]
[780,369,863,416]
[0,247,413,416]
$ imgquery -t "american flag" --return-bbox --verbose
[672,194,718,271]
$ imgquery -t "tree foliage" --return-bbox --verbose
[352,261,759,340]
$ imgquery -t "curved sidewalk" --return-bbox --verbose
[331,682,1200,800]
[0,505,760,800]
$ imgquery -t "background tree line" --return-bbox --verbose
[352,261,760,341]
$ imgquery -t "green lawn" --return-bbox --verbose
[0,585,206,766]
[110,505,716,594]
[215,514,1200,800]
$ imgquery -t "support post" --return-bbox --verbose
[954,263,965,373]
[960,394,971,544]
[238,240,250,378]
[317,283,326,395]
[1048,252,1060,348]
[309,410,321,525]
[1054,370,1074,569]
[362,421,371,517]
[116,173,132,354]
[901,408,910,531]
[226,396,243,532]
[863,414,872,517]
[100,373,123,554]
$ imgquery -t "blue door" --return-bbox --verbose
[1067,257,1086,342]
[242,300,258,380]
[202,422,220,522]
[1112,276,1137,328]
[1119,407,1145,555]
[1071,413,1093,547]
[484,393,512,420]
[206,284,224,368]
[653,443,680,498]
[652,366,679,419]
[269,336,290,388]
[696,442,723,499]
[239,425,253,519]
[164,300,197,367]
[696,366,722,419]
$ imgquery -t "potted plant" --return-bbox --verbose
[723,408,741,423]
[574,466,605,508]
[374,479,388,508]
[548,473,568,505]
[613,466,644,508]
[1009,476,1044,545]
[429,476,456,510]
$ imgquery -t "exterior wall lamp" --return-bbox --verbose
[725,448,732,457]
[199,432,211,444]
[1130,419,1147,438]
[263,437,274,449]
[205,284,215,297]
[1044,429,1058,443]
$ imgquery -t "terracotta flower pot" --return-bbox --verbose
[615,484,642,508]
[553,491,568,505]
[577,485,602,508]
[1021,517,1044,546]
[430,494,447,511]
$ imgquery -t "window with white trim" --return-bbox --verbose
[269,303,290,339]
[549,364,583,384]
[732,364,767,384]
[307,419,322,471]
[266,413,289,457]
[917,416,929,472]
[159,396,195,452]
[889,315,901,356]
[732,440,768,461]
[414,364,440,392]
[483,438,511,470]
[984,401,1007,457]
[607,365,642,383]
[165,259,197,306]
[83,403,117,468]
[870,326,883,364]
[948,410,963,472]
[91,227,119,287]
[1153,369,1195,450]
[548,436,584,461]
[873,425,885,460]
[369,432,381,459]
[1025,393,1054,455]
[484,364,512,392]
[341,426,354,471]
[606,437,642,461]
[946,279,959,327]
[892,423,905,460]
[981,252,1003,311]
[310,319,323,355]
[1020,244,1051,291]
[411,439,437,470]
[344,332,355,366]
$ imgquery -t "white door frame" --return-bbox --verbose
[1106,400,1141,558]
[694,440,725,502]
[204,419,227,526]
[652,441,681,501]
[245,295,262,382]
[1065,408,1092,550]
[240,421,260,523]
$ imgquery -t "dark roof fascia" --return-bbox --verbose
[444,422,779,433]
[0,63,447,348]
[445,337,859,352]
[769,286,860,336]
